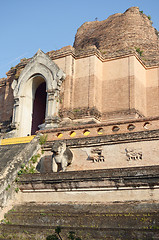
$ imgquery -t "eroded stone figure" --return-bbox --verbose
[51,141,73,172]
[125,148,142,161]
[89,148,105,162]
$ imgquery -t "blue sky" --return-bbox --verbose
[0,0,158,78]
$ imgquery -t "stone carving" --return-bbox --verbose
[89,148,105,162]
[36,156,52,173]
[51,141,73,172]
[11,79,19,98]
[11,79,17,91]
[125,148,142,161]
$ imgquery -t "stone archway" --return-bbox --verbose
[11,49,65,137]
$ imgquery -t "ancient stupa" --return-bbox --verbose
[0,7,159,240]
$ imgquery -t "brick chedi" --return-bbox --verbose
[1,7,159,240]
[73,7,159,66]
[0,6,159,136]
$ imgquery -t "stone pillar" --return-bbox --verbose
[11,97,20,129]
[45,89,60,128]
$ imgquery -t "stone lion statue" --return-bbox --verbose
[51,141,73,172]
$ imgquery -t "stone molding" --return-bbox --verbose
[19,165,159,192]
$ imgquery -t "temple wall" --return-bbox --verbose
[54,55,75,110]
[54,55,104,115]
[0,82,6,122]
[0,52,159,133]
[42,129,159,172]
[73,57,90,108]
[133,57,147,116]
[102,57,130,116]
[68,139,159,171]
[0,78,14,124]
[146,67,159,116]
[38,116,159,172]
[55,54,159,121]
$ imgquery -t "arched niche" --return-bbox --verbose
[11,49,65,137]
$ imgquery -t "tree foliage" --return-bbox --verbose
[46,227,82,240]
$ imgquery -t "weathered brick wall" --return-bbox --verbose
[0,79,6,123]
[0,77,14,129]
[0,59,29,132]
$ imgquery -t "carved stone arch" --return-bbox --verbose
[11,49,65,137]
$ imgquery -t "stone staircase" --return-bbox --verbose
[0,202,159,239]
[0,135,36,173]
[0,136,40,214]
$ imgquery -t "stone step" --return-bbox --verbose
[6,201,159,213]
[5,207,159,229]
[0,202,159,239]
[0,224,159,240]
[5,212,159,229]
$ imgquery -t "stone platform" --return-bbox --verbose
[18,166,159,204]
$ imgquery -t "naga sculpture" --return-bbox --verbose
[51,141,73,172]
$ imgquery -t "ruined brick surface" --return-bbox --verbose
[0,59,30,132]
[73,7,159,66]
[0,78,14,126]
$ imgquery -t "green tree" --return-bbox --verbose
[46,227,82,240]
